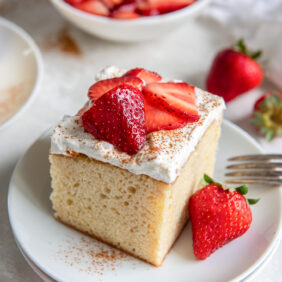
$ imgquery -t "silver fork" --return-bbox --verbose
[225,154,282,185]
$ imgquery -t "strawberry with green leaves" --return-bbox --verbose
[251,92,282,141]
[206,40,263,102]
[189,174,259,260]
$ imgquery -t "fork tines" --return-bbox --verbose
[226,154,282,185]
[229,154,282,161]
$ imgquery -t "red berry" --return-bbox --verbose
[137,0,195,14]
[74,0,109,16]
[82,84,146,155]
[251,92,282,141]
[140,8,160,16]
[254,92,282,111]
[189,183,252,260]
[124,68,162,84]
[254,95,266,111]
[143,82,200,120]
[111,2,140,19]
[206,41,263,103]
[144,99,187,133]
[101,0,123,9]
[88,76,143,101]
[67,0,196,17]
[65,0,85,5]
[111,10,140,19]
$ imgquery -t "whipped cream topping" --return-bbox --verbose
[51,66,225,183]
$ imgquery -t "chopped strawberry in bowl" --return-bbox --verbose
[65,0,197,19]
[49,0,210,41]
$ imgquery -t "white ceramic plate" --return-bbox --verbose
[8,120,282,282]
[0,17,43,130]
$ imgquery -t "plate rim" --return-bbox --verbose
[16,233,282,282]
[7,119,282,282]
[0,16,43,131]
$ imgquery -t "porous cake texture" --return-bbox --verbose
[50,119,222,266]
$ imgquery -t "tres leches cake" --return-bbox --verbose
[49,66,225,266]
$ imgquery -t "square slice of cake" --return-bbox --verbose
[49,66,225,266]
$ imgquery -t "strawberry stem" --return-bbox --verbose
[251,50,262,59]
[248,198,260,205]
[237,39,247,55]
[202,175,260,205]
[235,184,248,195]
[235,39,262,60]
[204,174,213,184]
[203,174,222,187]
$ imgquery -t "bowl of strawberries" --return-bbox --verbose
[49,0,210,42]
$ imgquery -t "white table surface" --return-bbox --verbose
[0,0,281,281]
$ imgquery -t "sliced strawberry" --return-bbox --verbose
[111,10,140,19]
[82,84,146,155]
[76,101,91,116]
[137,0,195,14]
[101,0,123,9]
[88,76,143,101]
[144,99,188,133]
[65,0,85,5]
[143,82,200,120]
[74,0,109,16]
[140,8,160,16]
[124,68,162,84]
[111,1,137,14]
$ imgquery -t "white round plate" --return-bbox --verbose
[8,120,282,282]
[0,17,43,130]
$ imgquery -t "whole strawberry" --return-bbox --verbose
[251,92,282,141]
[189,174,259,260]
[206,40,263,102]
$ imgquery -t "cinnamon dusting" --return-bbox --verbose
[56,236,132,277]
[51,86,225,183]
[41,27,82,57]
[0,82,29,125]
[65,150,80,157]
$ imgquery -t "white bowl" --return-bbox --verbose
[0,17,43,130]
[50,0,210,42]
